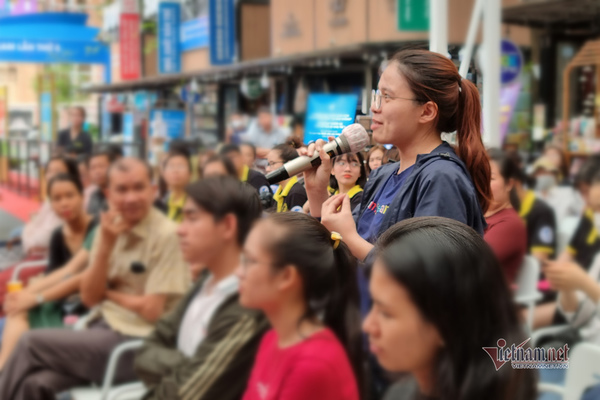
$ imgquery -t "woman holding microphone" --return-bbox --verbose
[304,49,490,264]
[302,46,492,400]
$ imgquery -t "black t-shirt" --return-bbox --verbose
[57,129,93,155]
[568,209,600,271]
[283,181,307,212]
[48,218,98,274]
[519,191,557,258]
[246,168,272,195]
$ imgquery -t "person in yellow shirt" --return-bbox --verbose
[161,151,192,223]
[329,152,367,211]
[267,144,307,213]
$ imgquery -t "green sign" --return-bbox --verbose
[397,0,430,31]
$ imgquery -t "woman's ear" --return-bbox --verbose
[419,101,438,125]
[277,264,300,292]
[506,178,516,192]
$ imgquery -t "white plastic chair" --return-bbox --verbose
[557,216,580,255]
[69,340,146,400]
[532,324,572,348]
[514,255,543,330]
[538,342,600,400]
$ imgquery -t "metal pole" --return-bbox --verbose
[459,0,484,78]
[483,0,501,147]
[429,0,448,55]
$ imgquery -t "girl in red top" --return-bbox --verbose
[237,212,363,400]
[484,148,527,284]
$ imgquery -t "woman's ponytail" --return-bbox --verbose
[265,213,365,397]
[324,241,364,397]
[456,79,492,213]
[392,49,492,214]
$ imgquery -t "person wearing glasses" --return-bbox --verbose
[266,144,307,213]
[301,49,490,397]
[329,153,367,211]
[303,48,490,305]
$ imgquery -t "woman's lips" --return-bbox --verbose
[369,343,382,355]
[371,120,382,130]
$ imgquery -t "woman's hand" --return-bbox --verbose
[4,291,38,315]
[300,138,334,218]
[544,261,589,292]
[300,138,335,193]
[321,194,374,261]
[321,194,357,238]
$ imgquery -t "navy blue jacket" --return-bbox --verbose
[354,141,486,244]
[354,142,487,316]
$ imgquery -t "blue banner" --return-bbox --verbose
[0,39,109,64]
[0,12,87,26]
[150,109,186,140]
[122,112,135,156]
[158,2,181,74]
[0,24,100,41]
[101,95,111,140]
[180,15,209,52]
[40,92,52,141]
[501,39,523,86]
[304,94,358,144]
[133,91,158,111]
[209,0,235,65]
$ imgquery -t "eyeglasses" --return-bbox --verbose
[335,160,361,168]
[371,89,421,110]
[267,161,284,168]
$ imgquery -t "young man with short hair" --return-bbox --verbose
[135,176,268,400]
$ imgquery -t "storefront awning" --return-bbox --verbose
[82,42,423,93]
[503,0,600,31]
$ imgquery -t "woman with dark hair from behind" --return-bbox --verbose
[238,212,363,400]
[267,144,307,212]
[364,217,536,400]
[484,149,527,284]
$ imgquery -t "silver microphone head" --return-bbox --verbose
[341,123,371,153]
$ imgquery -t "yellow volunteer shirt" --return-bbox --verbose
[167,193,186,223]
[333,185,364,199]
[90,208,191,337]
[273,176,299,213]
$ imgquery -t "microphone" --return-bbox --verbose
[266,123,370,184]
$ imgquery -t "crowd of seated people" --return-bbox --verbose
[1,126,599,400]
[1,50,600,400]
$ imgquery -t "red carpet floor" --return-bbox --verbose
[0,187,40,222]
